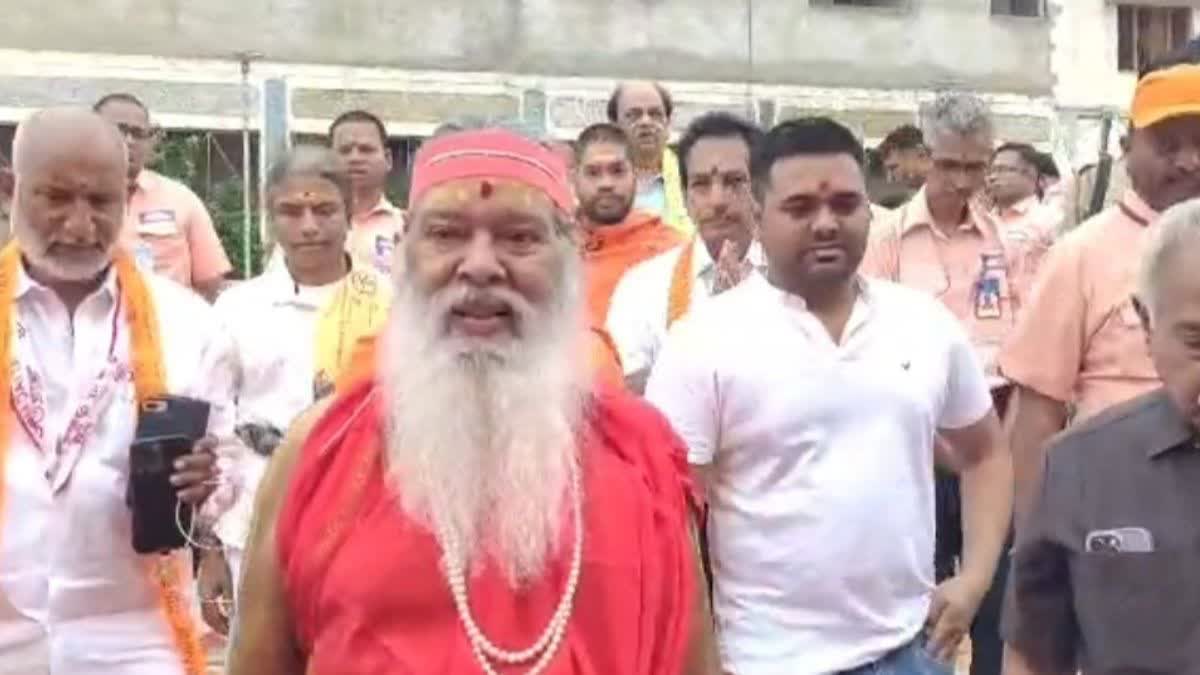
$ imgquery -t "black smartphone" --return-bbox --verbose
[128,396,211,554]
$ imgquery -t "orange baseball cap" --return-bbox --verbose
[1130,64,1200,129]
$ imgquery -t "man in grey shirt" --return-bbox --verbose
[1003,197,1200,674]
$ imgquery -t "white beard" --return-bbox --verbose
[382,248,590,588]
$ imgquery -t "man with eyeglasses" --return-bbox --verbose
[861,93,1048,675]
[95,93,232,301]
[607,81,694,236]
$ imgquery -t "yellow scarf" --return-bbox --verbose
[660,147,695,237]
[0,243,204,675]
[313,267,391,396]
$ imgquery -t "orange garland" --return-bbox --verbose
[666,237,697,328]
[0,243,204,675]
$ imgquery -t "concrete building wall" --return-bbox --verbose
[4,0,1052,94]
[1051,0,1200,167]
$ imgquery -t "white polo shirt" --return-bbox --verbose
[645,273,991,674]
[606,240,765,376]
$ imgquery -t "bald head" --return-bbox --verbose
[606,81,672,164]
[12,107,129,284]
[13,107,127,178]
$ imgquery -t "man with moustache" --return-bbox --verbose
[329,110,405,274]
[94,93,231,300]
[0,108,232,674]
[608,81,694,236]
[227,128,718,675]
[607,112,764,393]
[647,118,1011,674]
[575,122,681,328]
[1001,58,1200,524]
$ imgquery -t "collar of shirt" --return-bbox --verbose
[352,196,403,227]
[15,260,120,306]
[263,253,351,309]
[748,271,874,344]
[1141,389,1197,459]
[129,169,161,199]
[899,186,994,240]
[1119,188,1160,228]
[998,195,1040,220]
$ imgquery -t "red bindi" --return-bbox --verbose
[480,180,493,198]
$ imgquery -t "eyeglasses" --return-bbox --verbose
[115,123,157,142]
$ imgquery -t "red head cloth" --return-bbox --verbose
[409,129,574,213]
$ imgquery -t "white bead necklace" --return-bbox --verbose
[440,469,584,675]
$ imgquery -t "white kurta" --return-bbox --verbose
[211,263,341,579]
[0,267,236,675]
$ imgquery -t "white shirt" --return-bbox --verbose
[212,263,342,552]
[645,274,991,674]
[0,267,236,675]
[606,240,765,376]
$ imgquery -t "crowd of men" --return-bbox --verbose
[0,42,1198,675]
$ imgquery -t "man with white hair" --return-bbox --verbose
[228,127,717,674]
[0,107,234,674]
[1002,197,1200,674]
[863,92,1047,675]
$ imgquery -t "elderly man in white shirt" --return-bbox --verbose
[0,107,233,675]
[646,117,1012,675]
[607,112,766,393]
[198,146,391,636]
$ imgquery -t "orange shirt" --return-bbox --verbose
[583,211,682,327]
[862,187,1052,384]
[123,170,232,288]
[997,190,1160,419]
[348,197,405,275]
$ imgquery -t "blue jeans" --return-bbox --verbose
[839,638,955,675]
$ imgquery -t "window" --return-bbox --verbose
[991,0,1043,17]
[1117,4,1194,73]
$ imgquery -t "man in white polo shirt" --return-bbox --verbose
[607,112,765,393]
[646,117,1012,674]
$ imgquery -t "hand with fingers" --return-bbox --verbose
[169,435,219,506]
[198,547,234,635]
[712,239,753,295]
[925,573,988,664]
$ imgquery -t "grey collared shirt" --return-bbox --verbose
[1002,389,1200,673]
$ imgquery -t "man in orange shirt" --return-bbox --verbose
[94,93,232,301]
[329,110,405,274]
[986,143,1061,245]
[574,123,682,327]
[863,93,1048,675]
[1001,55,1200,523]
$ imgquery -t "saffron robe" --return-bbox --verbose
[276,378,698,674]
[583,211,682,328]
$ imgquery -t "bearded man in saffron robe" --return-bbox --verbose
[227,127,718,675]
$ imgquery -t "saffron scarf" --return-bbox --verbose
[666,238,697,328]
[313,267,391,397]
[0,242,204,675]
